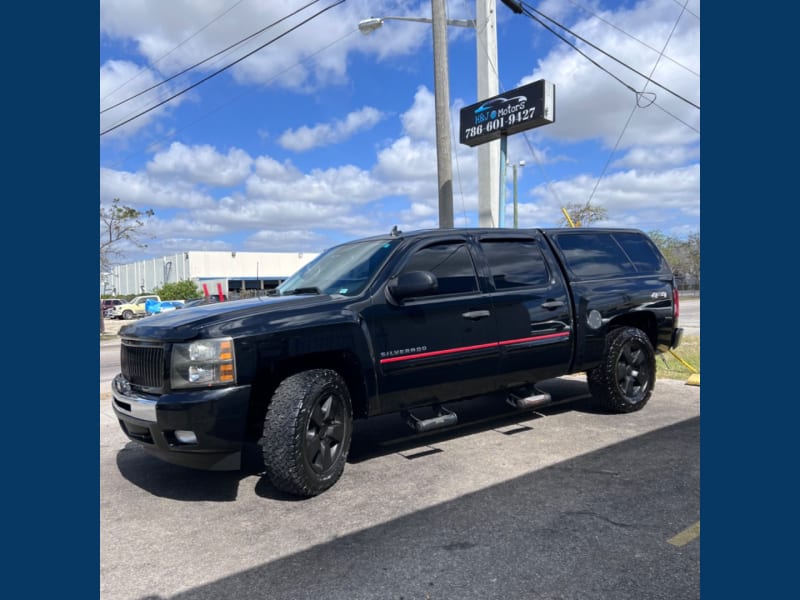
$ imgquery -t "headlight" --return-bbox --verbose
[171,337,236,389]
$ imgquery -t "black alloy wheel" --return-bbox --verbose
[303,390,348,475]
[587,327,656,413]
[261,369,353,497]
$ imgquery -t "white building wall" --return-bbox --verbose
[107,251,318,296]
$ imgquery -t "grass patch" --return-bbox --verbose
[657,335,700,381]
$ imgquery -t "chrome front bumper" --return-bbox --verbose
[111,375,157,421]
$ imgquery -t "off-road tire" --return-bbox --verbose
[587,327,656,413]
[261,369,353,497]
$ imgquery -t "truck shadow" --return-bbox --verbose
[114,377,599,502]
[115,444,306,502]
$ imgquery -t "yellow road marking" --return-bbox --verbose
[668,521,700,546]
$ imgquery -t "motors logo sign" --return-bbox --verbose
[459,80,555,147]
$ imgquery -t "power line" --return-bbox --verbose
[101,0,249,104]
[516,1,699,110]
[562,0,700,78]
[100,0,345,137]
[670,0,700,20]
[587,0,695,207]
[100,0,323,115]
[104,28,359,171]
[497,0,698,219]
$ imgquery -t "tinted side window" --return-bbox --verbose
[613,232,668,273]
[401,242,478,296]
[553,233,635,278]
[480,240,549,289]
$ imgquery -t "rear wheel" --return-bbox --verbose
[261,369,352,497]
[587,327,656,413]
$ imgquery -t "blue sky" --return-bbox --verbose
[99,0,700,262]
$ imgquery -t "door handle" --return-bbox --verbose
[462,310,491,320]
[541,300,565,310]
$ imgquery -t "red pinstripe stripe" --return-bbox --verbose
[498,331,571,346]
[380,331,570,365]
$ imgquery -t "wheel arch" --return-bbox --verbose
[605,311,657,350]
[244,349,369,442]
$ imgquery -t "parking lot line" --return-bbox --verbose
[668,521,700,546]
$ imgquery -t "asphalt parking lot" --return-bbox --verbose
[100,372,699,599]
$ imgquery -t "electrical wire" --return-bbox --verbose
[562,0,699,78]
[101,0,323,114]
[101,0,249,104]
[516,1,699,110]
[496,0,699,221]
[670,0,700,20]
[100,0,345,137]
[586,0,694,207]
[104,28,359,171]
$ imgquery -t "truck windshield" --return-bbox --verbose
[276,239,399,297]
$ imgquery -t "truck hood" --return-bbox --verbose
[118,294,340,342]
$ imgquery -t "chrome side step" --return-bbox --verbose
[403,405,458,433]
[506,387,552,409]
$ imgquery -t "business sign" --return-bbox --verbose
[459,79,555,147]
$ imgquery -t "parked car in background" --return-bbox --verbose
[107,295,160,320]
[145,299,185,315]
[101,298,124,318]
[102,298,123,310]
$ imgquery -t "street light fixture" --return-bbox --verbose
[358,16,476,34]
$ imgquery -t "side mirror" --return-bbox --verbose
[387,270,438,302]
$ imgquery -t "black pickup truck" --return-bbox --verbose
[112,227,682,496]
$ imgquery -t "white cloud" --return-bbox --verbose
[100,60,185,138]
[247,164,380,205]
[401,86,437,142]
[243,229,329,252]
[518,0,700,149]
[278,106,386,151]
[99,0,700,261]
[99,0,434,89]
[375,136,437,182]
[524,164,700,231]
[146,142,253,186]
[612,144,699,169]
[100,167,215,210]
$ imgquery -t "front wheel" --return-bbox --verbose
[587,327,656,413]
[261,369,353,497]
[122,310,134,320]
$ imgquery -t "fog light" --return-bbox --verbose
[174,430,198,444]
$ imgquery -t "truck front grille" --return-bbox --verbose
[121,340,165,389]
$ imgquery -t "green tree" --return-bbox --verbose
[100,198,155,272]
[153,280,203,301]
[558,202,608,227]
[647,230,700,289]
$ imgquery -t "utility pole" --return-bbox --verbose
[511,160,525,227]
[431,0,454,228]
[477,0,500,227]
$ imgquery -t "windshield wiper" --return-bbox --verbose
[281,286,321,296]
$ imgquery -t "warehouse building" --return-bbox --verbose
[101,250,318,297]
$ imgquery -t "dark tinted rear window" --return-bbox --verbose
[552,231,668,278]
[612,232,668,273]
[553,233,634,278]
